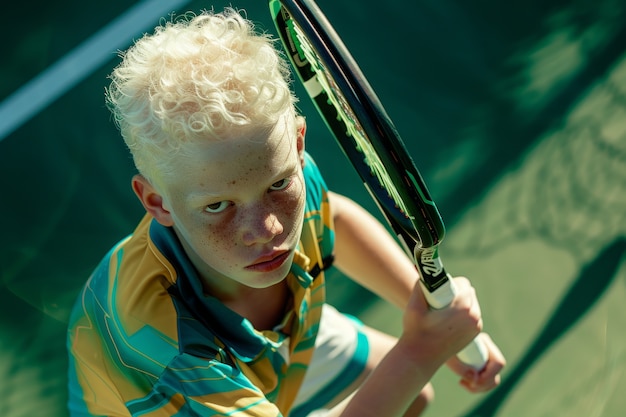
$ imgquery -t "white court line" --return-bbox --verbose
[0,0,191,142]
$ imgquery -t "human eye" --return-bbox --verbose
[269,178,292,191]
[204,201,231,214]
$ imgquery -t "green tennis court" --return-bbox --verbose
[1,1,625,416]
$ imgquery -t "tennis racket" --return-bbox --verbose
[269,0,488,369]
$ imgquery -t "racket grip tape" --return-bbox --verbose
[419,279,489,370]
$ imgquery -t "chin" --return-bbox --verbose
[252,262,293,289]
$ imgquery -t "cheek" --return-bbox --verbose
[201,226,232,250]
[280,182,306,229]
[178,213,241,264]
[203,216,244,252]
[189,223,245,274]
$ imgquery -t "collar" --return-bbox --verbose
[148,218,316,362]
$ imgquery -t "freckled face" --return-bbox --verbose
[160,118,306,292]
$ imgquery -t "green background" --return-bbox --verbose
[1,0,625,415]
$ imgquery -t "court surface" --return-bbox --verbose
[1,1,625,416]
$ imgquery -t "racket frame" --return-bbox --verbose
[270,0,447,289]
[270,0,488,369]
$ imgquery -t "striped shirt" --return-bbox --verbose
[67,154,334,416]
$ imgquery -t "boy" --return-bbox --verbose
[67,9,504,417]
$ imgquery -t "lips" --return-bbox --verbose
[246,251,291,272]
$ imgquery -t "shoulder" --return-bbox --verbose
[303,152,329,212]
[68,214,181,364]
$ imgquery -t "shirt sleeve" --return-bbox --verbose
[302,152,334,266]
[302,152,329,211]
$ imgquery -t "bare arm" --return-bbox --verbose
[330,277,483,417]
[330,191,417,309]
[328,191,506,397]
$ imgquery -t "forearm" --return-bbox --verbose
[332,341,439,417]
[328,193,506,401]
[330,192,418,309]
[327,277,483,417]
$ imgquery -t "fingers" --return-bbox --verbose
[448,333,506,393]
[446,277,484,342]
[404,276,506,394]
[401,276,484,365]
[451,277,482,321]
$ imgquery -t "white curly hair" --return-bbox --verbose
[106,8,298,188]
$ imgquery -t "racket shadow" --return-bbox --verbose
[461,237,626,417]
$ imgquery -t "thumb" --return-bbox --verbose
[407,278,431,314]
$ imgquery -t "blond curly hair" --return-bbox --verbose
[106,8,297,187]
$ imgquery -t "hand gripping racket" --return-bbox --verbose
[270,0,488,369]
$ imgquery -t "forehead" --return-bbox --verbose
[164,119,298,195]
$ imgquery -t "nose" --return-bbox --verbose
[241,205,284,246]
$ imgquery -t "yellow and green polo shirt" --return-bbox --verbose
[67,154,335,416]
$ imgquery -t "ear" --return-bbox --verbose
[295,116,306,167]
[131,174,175,227]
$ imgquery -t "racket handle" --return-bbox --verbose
[419,279,489,370]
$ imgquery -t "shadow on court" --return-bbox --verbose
[463,238,626,417]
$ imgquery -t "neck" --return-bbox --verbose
[174,229,291,330]
[220,280,290,330]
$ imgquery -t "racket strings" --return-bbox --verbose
[291,23,413,220]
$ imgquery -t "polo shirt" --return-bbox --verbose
[67,153,334,416]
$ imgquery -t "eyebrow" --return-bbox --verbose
[186,160,300,202]
[185,188,227,206]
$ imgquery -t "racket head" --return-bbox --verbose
[270,0,445,250]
